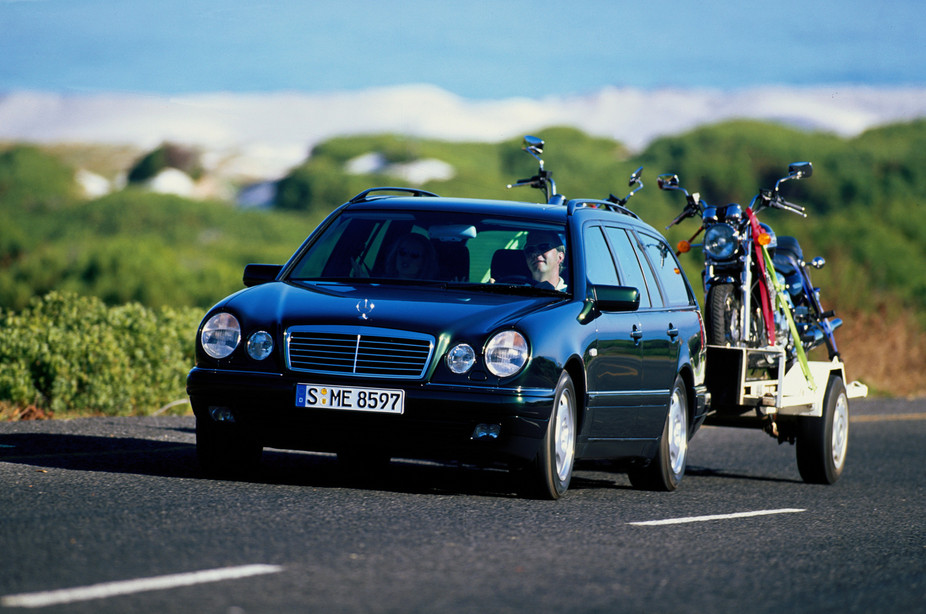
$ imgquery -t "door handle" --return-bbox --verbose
[631,324,643,344]
[667,324,679,340]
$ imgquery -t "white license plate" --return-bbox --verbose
[295,383,404,414]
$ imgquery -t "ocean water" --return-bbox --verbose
[1,0,924,98]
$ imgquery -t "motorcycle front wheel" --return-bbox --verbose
[706,284,740,346]
[706,283,767,347]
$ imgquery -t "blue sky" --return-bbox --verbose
[2,0,925,98]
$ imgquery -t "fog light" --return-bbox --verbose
[472,423,501,440]
[446,343,476,374]
[208,406,235,423]
[247,331,274,360]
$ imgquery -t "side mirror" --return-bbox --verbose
[788,162,813,179]
[523,135,544,159]
[243,263,283,287]
[657,174,680,190]
[590,285,640,312]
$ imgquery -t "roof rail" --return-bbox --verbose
[348,186,440,203]
[566,198,640,219]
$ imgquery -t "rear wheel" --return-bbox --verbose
[628,376,689,491]
[796,375,848,484]
[522,371,577,500]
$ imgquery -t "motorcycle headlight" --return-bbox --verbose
[484,330,529,378]
[201,312,241,359]
[704,224,738,260]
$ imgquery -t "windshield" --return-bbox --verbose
[289,210,570,293]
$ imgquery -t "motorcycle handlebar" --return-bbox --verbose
[772,197,807,216]
[666,206,696,229]
[507,176,542,189]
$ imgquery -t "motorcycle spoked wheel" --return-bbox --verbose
[705,283,767,348]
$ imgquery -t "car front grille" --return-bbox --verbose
[285,326,435,379]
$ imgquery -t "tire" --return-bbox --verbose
[628,376,689,491]
[706,283,767,347]
[796,375,849,484]
[523,371,577,500]
[706,284,740,346]
[196,416,262,477]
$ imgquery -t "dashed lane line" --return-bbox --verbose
[628,508,806,526]
[1,564,283,609]
[851,413,926,423]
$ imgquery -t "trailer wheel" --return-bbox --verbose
[796,374,848,484]
[628,376,688,491]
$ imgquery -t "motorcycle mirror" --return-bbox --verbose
[628,166,643,187]
[657,174,679,190]
[523,135,544,158]
[788,162,813,179]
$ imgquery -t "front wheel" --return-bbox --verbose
[705,284,740,346]
[628,376,689,491]
[706,283,767,347]
[796,375,849,484]
[522,371,577,500]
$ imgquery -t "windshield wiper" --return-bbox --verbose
[293,277,449,288]
[444,282,567,297]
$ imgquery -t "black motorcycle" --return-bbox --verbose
[658,163,841,364]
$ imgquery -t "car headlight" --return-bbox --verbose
[247,330,274,361]
[704,224,738,260]
[201,313,241,359]
[484,330,528,378]
[446,343,476,374]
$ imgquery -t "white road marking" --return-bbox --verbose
[1,564,283,609]
[628,508,806,526]
[851,413,926,422]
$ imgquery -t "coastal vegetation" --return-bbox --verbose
[1,119,924,417]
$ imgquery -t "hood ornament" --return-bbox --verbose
[356,298,375,320]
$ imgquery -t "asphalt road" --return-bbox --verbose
[1,397,923,614]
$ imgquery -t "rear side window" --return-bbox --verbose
[603,227,652,309]
[583,226,620,286]
[637,232,693,307]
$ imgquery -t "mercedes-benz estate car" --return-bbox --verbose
[187,150,708,499]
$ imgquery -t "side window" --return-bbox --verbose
[603,227,652,308]
[638,232,693,307]
[583,226,620,285]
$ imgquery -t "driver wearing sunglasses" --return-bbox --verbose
[523,230,566,291]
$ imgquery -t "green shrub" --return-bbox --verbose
[0,145,77,210]
[127,142,204,183]
[0,292,201,417]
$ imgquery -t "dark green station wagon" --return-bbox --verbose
[187,138,708,499]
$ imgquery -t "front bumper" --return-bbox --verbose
[187,367,556,465]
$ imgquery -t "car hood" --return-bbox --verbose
[221,281,569,338]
